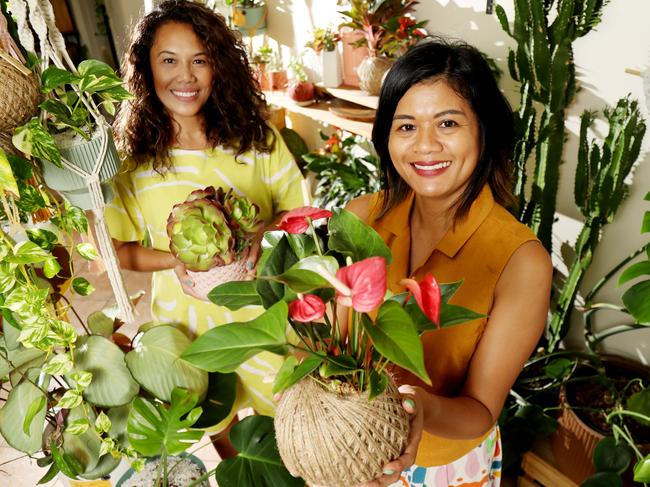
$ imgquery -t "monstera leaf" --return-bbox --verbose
[127,387,203,457]
[215,415,303,487]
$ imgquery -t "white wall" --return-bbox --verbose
[104,0,145,67]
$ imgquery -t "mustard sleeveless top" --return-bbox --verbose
[368,186,537,466]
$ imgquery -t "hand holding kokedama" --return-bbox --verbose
[180,206,483,486]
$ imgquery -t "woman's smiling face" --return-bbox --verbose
[149,21,213,125]
[388,79,481,206]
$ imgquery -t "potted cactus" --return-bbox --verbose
[166,186,263,300]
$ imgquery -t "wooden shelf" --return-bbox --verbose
[322,85,378,109]
[263,90,374,139]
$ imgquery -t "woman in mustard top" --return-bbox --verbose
[348,40,553,486]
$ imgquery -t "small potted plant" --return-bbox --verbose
[11,59,133,210]
[251,43,286,91]
[305,27,342,87]
[166,186,263,300]
[181,206,483,486]
[226,0,266,35]
[287,59,314,106]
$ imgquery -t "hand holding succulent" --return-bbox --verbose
[166,187,262,272]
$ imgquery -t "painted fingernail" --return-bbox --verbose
[246,261,254,270]
[184,278,194,287]
[383,469,395,476]
[404,398,415,409]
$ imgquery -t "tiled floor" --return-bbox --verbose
[0,260,221,486]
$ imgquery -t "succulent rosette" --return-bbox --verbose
[223,190,263,239]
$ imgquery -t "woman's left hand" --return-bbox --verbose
[354,385,424,487]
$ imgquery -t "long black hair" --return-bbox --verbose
[372,38,514,220]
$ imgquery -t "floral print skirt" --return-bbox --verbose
[390,426,502,487]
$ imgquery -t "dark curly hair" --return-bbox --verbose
[373,38,515,222]
[114,0,272,173]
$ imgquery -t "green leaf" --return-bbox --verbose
[368,370,388,401]
[0,380,47,453]
[12,119,62,167]
[40,65,78,92]
[634,455,650,482]
[622,280,650,323]
[193,372,237,429]
[95,411,112,434]
[42,353,73,375]
[0,148,19,197]
[50,439,83,479]
[318,354,359,378]
[619,261,650,285]
[215,415,303,487]
[592,437,631,474]
[58,389,83,409]
[43,258,61,279]
[626,389,650,424]
[23,395,46,435]
[72,335,139,407]
[257,236,298,308]
[37,463,60,485]
[582,472,623,487]
[52,203,88,234]
[275,255,339,292]
[125,326,208,403]
[362,301,430,384]
[285,232,316,259]
[87,311,114,337]
[439,303,485,328]
[0,340,46,377]
[181,300,289,373]
[77,59,117,79]
[127,387,204,457]
[328,208,391,263]
[76,242,99,261]
[65,418,90,436]
[208,280,262,310]
[72,277,95,296]
[544,358,574,380]
[272,354,323,393]
[6,240,50,264]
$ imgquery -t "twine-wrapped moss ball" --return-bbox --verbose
[274,377,410,487]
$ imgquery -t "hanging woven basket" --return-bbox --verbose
[274,375,410,487]
[0,58,40,133]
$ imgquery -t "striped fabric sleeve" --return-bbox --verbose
[105,172,146,243]
[267,129,306,213]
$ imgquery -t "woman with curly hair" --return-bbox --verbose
[106,0,304,455]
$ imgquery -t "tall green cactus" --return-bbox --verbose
[496,0,607,251]
[547,98,646,350]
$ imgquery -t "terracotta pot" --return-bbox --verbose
[551,354,650,484]
[357,55,393,96]
[269,69,288,90]
[254,64,270,90]
[340,28,368,87]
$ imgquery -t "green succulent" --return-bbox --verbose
[224,190,263,236]
[166,196,235,271]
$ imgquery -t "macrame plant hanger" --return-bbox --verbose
[8,0,136,323]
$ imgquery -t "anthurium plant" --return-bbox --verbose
[182,206,483,398]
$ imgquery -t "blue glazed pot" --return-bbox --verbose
[231,5,266,34]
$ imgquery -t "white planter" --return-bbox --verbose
[320,50,342,88]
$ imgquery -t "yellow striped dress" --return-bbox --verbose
[105,132,304,427]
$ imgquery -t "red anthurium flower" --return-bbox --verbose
[400,274,441,326]
[413,28,427,38]
[277,206,333,234]
[335,256,387,312]
[288,294,326,322]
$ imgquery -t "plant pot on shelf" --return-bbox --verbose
[550,354,650,484]
[230,4,266,34]
[274,376,409,487]
[340,27,368,87]
[116,454,208,487]
[357,55,393,96]
[254,64,270,90]
[40,128,122,210]
[320,49,342,88]
[269,69,288,91]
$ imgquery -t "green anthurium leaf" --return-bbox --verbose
[328,208,391,263]
[215,415,303,487]
[193,372,237,429]
[0,379,47,453]
[208,280,262,310]
[318,354,359,378]
[592,436,631,474]
[125,325,208,403]
[50,439,83,479]
[127,387,204,457]
[582,472,623,487]
[275,255,339,292]
[87,311,114,337]
[71,335,139,407]
[622,280,650,323]
[368,370,388,401]
[257,236,298,308]
[25,228,58,251]
[440,303,485,328]
[285,233,316,259]
[72,277,95,296]
[12,119,62,167]
[362,301,430,385]
[181,301,289,373]
[634,455,650,482]
[0,148,19,197]
[272,354,323,394]
[626,389,650,424]
[618,261,650,285]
